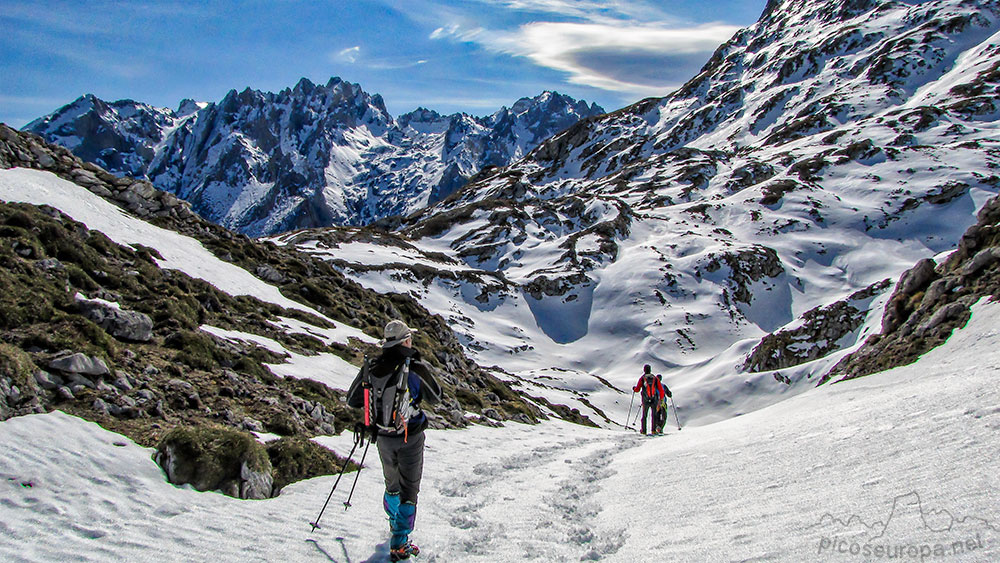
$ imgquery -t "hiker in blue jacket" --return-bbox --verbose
[655,374,673,434]
[347,320,441,562]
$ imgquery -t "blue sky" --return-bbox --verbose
[0,0,767,127]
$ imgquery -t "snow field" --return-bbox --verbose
[595,299,1000,561]
[3,301,999,562]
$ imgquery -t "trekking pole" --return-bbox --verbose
[310,426,364,532]
[624,391,636,431]
[669,396,682,430]
[342,434,373,510]
[630,402,642,430]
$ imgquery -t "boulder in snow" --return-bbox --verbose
[154,425,275,500]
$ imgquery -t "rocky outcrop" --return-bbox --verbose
[153,426,357,499]
[154,425,275,499]
[742,279,891,372]
[0,125,195,222]
[703,246,785,305]
[0,344,44,420]
[827,195,1000,382]
[48,352,110,377]
[524,273,593,300]
[76,294,154,342]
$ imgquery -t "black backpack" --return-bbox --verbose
[361,355,416,436]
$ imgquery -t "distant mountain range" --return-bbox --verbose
[24,82,604,235]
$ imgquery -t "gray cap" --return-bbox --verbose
[382,320,415,348]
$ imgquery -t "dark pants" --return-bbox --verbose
[377,431,425,504]
[640,401,659,433]
[378,431,425,549]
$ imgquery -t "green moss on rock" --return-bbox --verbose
[155,425,274,499]
[0,343,37,390]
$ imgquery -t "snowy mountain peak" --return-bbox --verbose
[398,107,446,129]
[761,0,879,23]
[176,98,207,117]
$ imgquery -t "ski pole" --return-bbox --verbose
[630,401,642,431]
[625,391,636,431]
[343,435,373,510]
[669,396,682,430]
[310,426,364,532]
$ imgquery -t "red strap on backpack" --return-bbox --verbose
[363,388,371,427]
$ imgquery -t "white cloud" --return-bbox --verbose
[435,20,741,95]
[430,25,458,39]
[367,59,429,70]
[429,24,484,42]
[482,0,675,25]
[330,45,426,70]
[336,46,361,63]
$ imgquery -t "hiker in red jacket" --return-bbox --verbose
[632,365,665,435]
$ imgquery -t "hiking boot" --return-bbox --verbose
[390,542,420,561]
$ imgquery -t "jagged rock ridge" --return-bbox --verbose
[24,81,604,235]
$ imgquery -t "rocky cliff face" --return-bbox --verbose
[24,81,604,235]
[742,279,891,373]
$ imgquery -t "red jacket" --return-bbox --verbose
[633,375,664,401]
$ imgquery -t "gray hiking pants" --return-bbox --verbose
[377,431,426,504]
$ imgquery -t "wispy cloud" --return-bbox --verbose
[428,1,742,96]
[491,21,740,93]
[368,60,428,70]
[0,2,112,36]
[477,0,677,25]
[331,46,427,70]
[336,46,361,63]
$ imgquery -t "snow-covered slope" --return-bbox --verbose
[2,296,998,562]
[24,81,604,235]
[282,0,1000,425]
[0,168,317,315]
[0,125,546,449]
[0,166,368,407]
